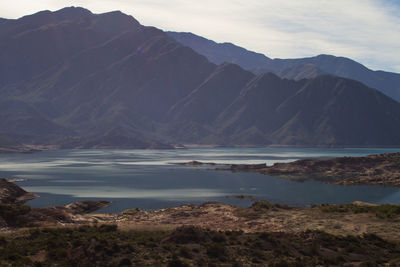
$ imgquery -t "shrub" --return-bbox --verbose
[167,254,189,267]
[319,204,400,219]
[179,246,192,259]
[0,203,31,226]
[118,257,131,266]
[207,244,227,261]
[99,224,118,232]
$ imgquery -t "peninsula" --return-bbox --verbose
[183,152,400,187]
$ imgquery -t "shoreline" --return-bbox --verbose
[3,197,400,241]
[2,180,400,265]
[180,152,400,188]
[1,180,400,238]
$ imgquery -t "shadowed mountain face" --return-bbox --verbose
[1,7,400,148]
[0,7,216,148]
[168,31,400,103]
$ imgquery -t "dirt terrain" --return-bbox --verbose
[69,202,400,242]
[3,200,399,243]
[2,181,400,265]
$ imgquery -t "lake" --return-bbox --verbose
[0,147,400,213]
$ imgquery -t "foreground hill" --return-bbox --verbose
[168,31,400,102]
[1,180,400,265]
[1,7,400,147]
[2,223,400,266]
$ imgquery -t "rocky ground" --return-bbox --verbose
[2,199,400,265]
[0,144,46,154]
[0,178,39,204]
[205,152,400,187]
[59,201,400,242]
[2,188,400,243]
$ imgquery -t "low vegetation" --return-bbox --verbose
[0,203,31,226]
[319,203,400,219]
[2,179,400,265]
[251,201,292,211]
[234,201,292,219]
[1,225,400,266]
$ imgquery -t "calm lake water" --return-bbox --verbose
[1,147,400,213]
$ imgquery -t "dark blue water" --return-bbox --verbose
[0,148,400,213]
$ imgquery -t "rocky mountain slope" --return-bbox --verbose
[1,7,400,148]
[168,31,400,102]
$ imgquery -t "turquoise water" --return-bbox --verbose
[0,147,399,213]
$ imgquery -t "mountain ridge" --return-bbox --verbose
[168,31,400,103]
[1,7,400,149]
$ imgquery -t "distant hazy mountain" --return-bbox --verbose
[168,31,400,102]
[1,7,400,148]
[167,32,271,71]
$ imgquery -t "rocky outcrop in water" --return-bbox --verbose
[0,200,110,228]
[0,179,109,228]
[230,163,266,170]
[218,152,400,187]
[182,153,400,187]
[0,179,38,204]
[176,161,217,166]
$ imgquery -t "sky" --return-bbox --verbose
[1,0,399,73]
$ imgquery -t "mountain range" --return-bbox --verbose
[1,7,400,149]
[168,32,400,102]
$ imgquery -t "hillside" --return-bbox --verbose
[0,7,216,148]
[1,7,400,148]
[168,31,400,102]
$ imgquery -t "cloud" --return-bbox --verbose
[0,0,399,72]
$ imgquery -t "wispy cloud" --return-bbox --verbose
[0,0,399,72]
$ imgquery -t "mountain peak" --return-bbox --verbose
[2,8,400,148]
[94,9,141,28]
[102,10,124,15]
[18,6,91,24]
[55,6,92,16]
[170,32,400,102]
[52,6,92,21]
